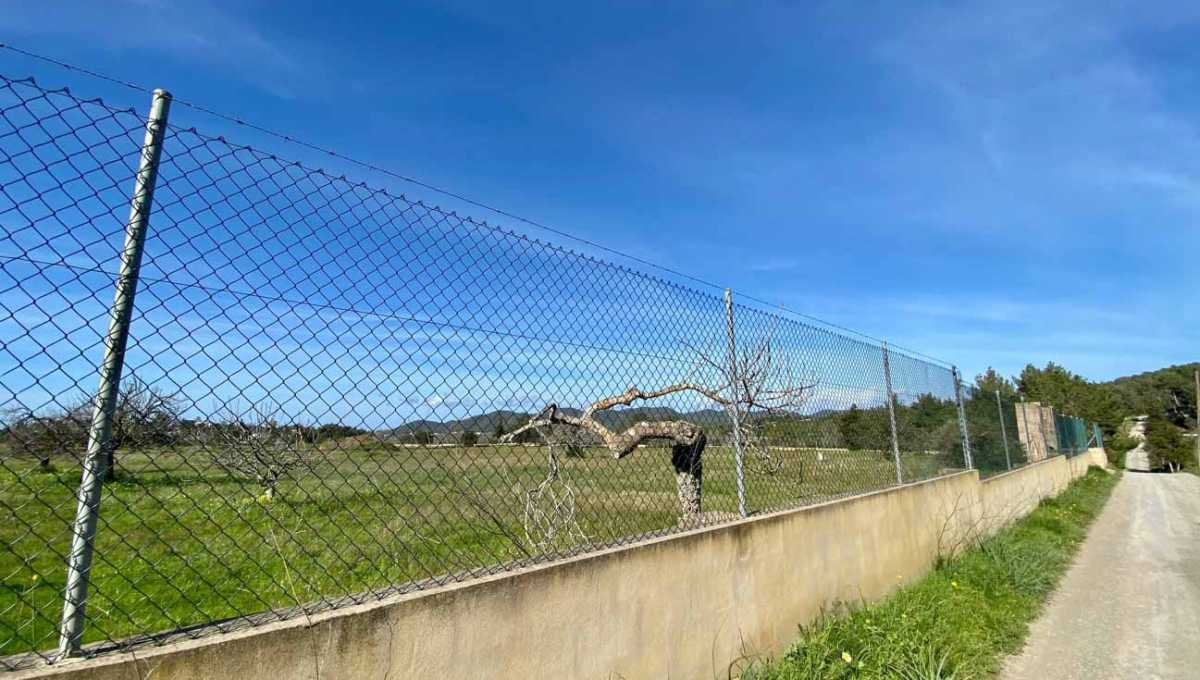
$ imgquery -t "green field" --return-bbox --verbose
[1,442,953,659]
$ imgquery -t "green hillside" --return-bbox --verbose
[1011,361,1197,437]
[1105,363,1198,429]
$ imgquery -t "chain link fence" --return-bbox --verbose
[0,73,1093,670]
[959,387,1025,478]
[1055,413,1094,457]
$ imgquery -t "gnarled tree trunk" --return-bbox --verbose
[504,387,717,520]
[503,326,813,522]
[671,432,705,518]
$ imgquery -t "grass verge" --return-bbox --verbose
[740,467,1120,680]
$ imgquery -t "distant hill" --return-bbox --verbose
[391,406,737,437]
[1103,363,1198,429]
[389,410,527,436]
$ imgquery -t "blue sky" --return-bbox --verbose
[1,0,1197,386]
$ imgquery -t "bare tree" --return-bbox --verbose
[687,322,812,475]
[108,377,183,452]
[2,377,180,475]
[204,403,310,499]
[96,377,182,479]
[2,408,88,469]
[504,326,811,520]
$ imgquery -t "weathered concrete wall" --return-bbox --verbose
[977,449,1102,538]
[20,454,1108,680]
[1013,402,1075,463]
[976,448,1106,538]
[978,457,1066,535]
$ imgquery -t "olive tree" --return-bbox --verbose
[504,326,811,521]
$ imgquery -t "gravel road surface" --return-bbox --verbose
[1000,472,1200,680]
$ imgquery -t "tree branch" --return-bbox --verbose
[502,384,714,458]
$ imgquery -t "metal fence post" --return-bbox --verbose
[723,289,747,518]
[882,342,902,484]
[952,366,973,469]
[58,88,172,659]
[995,389,1012,470]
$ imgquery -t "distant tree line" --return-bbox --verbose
[1,380,367,485]
[1009,361,1197,472]
[1016,361,1198,436]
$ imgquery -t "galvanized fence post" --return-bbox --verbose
[723,289,747,518]
[952,366,972,469]
[58,88,172,659]
[882,342,902,484]
[995,389,1012,470]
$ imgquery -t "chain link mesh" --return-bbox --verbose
[0,73,1096,670]
[1054,413,1092,456]
[958,386,1025,478]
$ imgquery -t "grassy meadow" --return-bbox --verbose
[1,440,953,660]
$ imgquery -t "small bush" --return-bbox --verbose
[1104,432,1138,469]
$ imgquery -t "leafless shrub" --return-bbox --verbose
[521,423,589,553]
[203,403,311,499]
[107,377,183,451]
[1,408,88,469]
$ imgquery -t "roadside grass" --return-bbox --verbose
[0,443,949,658]
[739,467,1119,680]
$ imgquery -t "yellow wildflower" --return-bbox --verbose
[842,651,853,664]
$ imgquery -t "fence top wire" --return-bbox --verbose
[0,43,953,368]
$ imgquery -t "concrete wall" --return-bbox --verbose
[20,452,1108,680]
[976,448,1105,538]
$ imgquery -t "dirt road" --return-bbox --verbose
[1124,416,1151,472]
[1000,472,1200,680]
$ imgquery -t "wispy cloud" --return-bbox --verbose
[876,0,1200,222]
[748,258,800,273]
[1,0,314,98]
